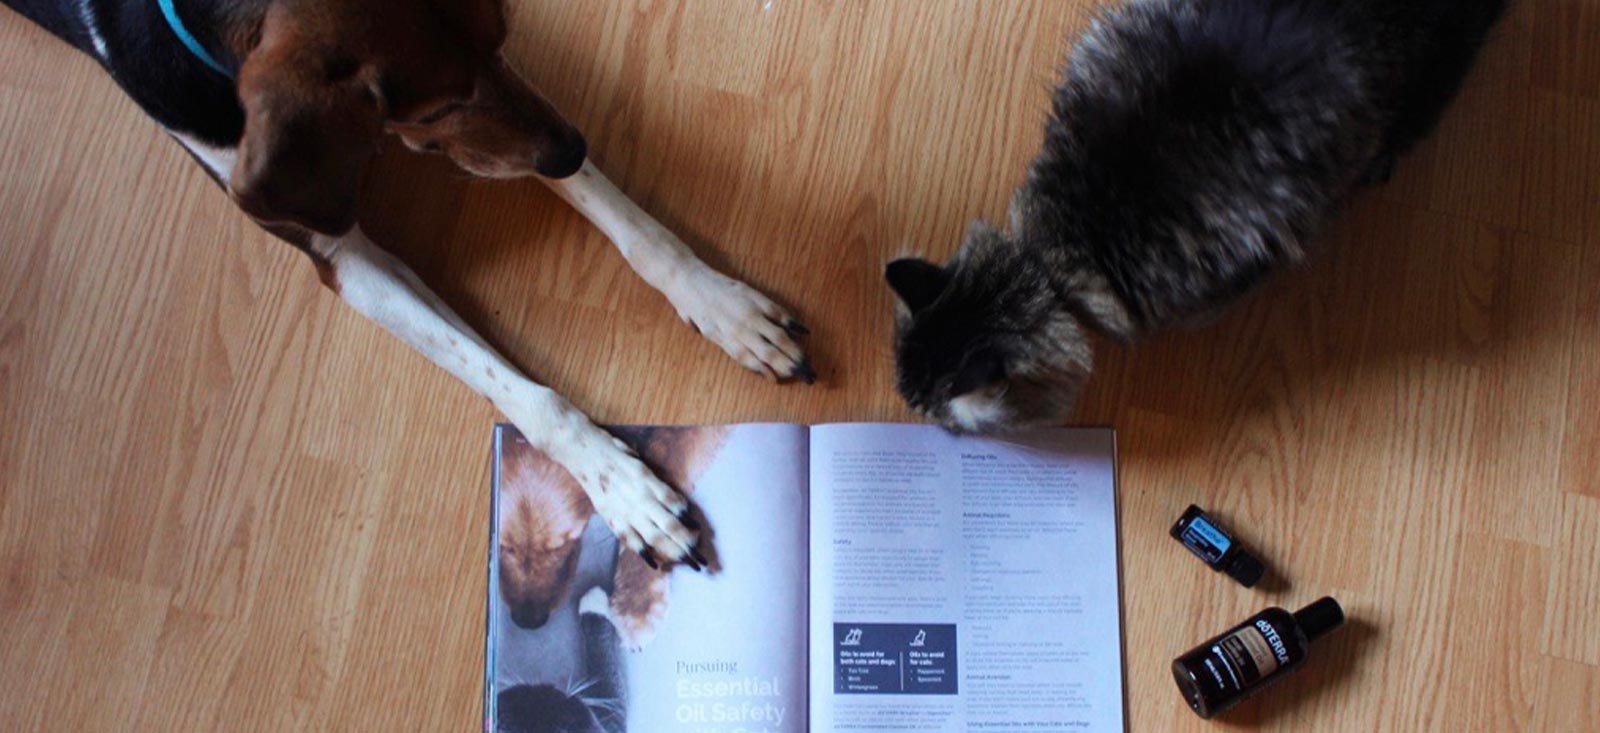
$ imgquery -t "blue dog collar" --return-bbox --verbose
[157,0,232,78]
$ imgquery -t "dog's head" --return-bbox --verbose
[887,222,1094,433]
[229,0,586,235]
[497,441,592,630]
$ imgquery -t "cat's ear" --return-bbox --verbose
[951,350,1008,398]
[886,258,950,312]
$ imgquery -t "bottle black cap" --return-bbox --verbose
[1169,505,1206,540]
[1293,597,1345,643]
[1223,552,1266,588]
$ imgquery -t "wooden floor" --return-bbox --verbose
[2,1,1597,730]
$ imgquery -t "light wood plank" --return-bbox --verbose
[2,1,1597,730]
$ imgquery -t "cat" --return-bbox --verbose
[496,589,627,733]
[888,0,1507,432]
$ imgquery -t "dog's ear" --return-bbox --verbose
[230,8,385,236]
[886,258,950,313]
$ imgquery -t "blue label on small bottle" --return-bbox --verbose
[1182,516,1232,564]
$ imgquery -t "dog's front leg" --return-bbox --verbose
[543,160,814,383]
[310,227,703,566]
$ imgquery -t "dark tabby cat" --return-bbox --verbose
[497,591,626,733]
[888,0,1507,432]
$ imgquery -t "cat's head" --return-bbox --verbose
[496,684,605,733]
[887,222,1094,433]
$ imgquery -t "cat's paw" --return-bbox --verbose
[578,587,612,619]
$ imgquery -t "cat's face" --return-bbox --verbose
[888,224,1094,433]
[496,684,605,733]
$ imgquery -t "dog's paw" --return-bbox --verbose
[501,391,706,567]
[667,268,813,384]
[609,549,672,652]
[565,431,707,568]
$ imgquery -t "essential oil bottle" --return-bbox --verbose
[1170,505,1266,587]
[1171,597,1345,719]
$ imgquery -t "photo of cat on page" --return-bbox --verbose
[488,424,810,733]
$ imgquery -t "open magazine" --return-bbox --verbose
[485,423,1124,733]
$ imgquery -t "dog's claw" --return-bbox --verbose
[794,360,817,385]
[682,555,703,573]
[638,550,660,570]
[678,512,701,531]
[689,546,710,568]
[786,320,811,336]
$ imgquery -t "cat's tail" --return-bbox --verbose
[1450,0,1511,35]
[1378,0,1511,161]
[1421,0,1509,57]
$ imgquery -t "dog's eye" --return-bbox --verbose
[416,103,464,125]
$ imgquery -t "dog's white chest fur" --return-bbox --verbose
[170,132,237,184]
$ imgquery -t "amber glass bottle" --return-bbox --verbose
[1172,597,1345,719]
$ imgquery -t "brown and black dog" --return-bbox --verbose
[3,0,813,566]
[497,425,730,646]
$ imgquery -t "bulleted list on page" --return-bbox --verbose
[809,424,1123,733]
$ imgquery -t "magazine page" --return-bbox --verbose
[807,424,1123,732]
[488,423,810,733]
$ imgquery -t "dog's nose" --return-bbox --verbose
[509,605,550,630]
[535,128,587,179]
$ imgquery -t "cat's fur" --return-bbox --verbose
[496,590,627,733]
[888,0,1507,432]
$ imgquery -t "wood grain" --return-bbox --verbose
[2,1,1596,730]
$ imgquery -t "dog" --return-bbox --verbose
[497,425,729,646]
[2,0,813,566]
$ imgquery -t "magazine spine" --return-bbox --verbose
[483,424,506,732]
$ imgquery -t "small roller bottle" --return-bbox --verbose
[1171,597,1345,719]
[1170,505,1265,587]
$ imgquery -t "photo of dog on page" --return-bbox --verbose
[489,424,809,733]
